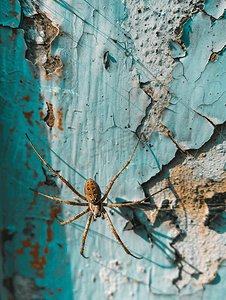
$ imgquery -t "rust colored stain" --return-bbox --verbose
[38,93,43,101]
[16,248,24,254]
[44,72,53,80]
[16,238,47,273]
[56,288,63,292]
[35,120,40,125]
[48,291,54,295]
[38,181,44,187]
[53,134,57,138]
[28,128,34,135]
[39,111,44,120]
[44,245,48,254]
[46,207,61,242]
[57,109,63,131]
[36,273,45,279]
[133,280,141,284]
[9,116,17,133]
[23,110,34,127]
[24,161,31,170]
[37,106,44,120]
[8,28,19,40]
[25,142,32,151]
[30,245,46,271]
[21,95,30,102]
[28,190,38,210]
[33,169,38,179]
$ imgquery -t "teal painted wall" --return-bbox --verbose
[1,0,226,299]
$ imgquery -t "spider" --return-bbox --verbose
[25,133,168,259]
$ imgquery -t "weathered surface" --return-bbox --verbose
[1,0,226,299]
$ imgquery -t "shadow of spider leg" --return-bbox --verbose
[103,208,142,259]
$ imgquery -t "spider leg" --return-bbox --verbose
[30,188,89,206]
[55,208,90,225]
[80,212,93,259]
[25,133,87,201]
[101,133,142,202]
[103,208,142,259]
[103,186,169,207]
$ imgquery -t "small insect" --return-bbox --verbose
[26,133,168,258]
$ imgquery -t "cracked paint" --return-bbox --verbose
[162,11,226,149]
[1,0,226,299]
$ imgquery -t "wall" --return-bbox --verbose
[1,0,226,299]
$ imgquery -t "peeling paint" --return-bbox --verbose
[2,0,226,299]
[19,0,62,73]
[162,12,226,149]
[44,102,55,127]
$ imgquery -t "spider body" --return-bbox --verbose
[26,133,168,259]
[85,179,101,204]
[85,179,104,220]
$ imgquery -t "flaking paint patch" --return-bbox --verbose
[162,12,226,150]
[19,0,62,73]
[143,128,226,292]
[44,102,55,128]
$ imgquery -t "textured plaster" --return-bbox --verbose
[1,0,226,299]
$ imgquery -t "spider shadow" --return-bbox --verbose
[108,197,178,263]
[111,197,204,276]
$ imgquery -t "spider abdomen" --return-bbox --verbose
[85,179,101,204]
